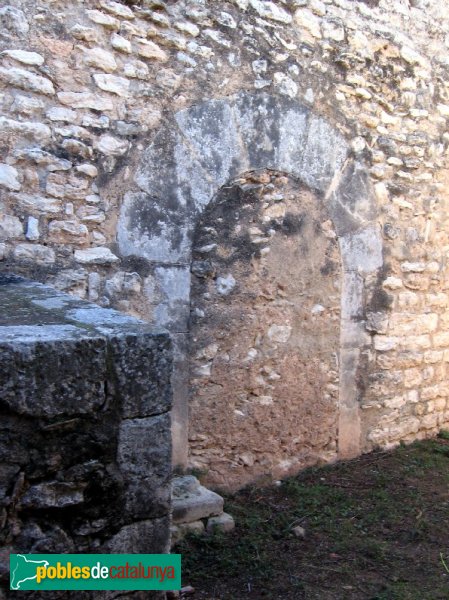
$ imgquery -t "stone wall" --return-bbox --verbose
[1,0,449,489]
[189,172,342,489]
[0,275,172,599]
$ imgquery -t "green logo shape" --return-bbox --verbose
[10,554,181,591]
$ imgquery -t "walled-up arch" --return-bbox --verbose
[117,92,383,486]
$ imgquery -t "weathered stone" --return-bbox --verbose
[76,163,98,177]
[95,134,130,156]
[100,0,135,20]
[105,517,170,554]
[216,274,236,296]
[86,9,120,30]
[171,520,204,546]
[123,60,149,79]
[110,32,132,53]
[172,476,224,524]
[175,21,200,37]
[249,0,292,23]
[0,214,22,240]
[10,95,44,114]
[13,243,55,264]
[294,8,322,39]
[14,148,71,171]
[0,276,172,560]
[109,333,172,418]
[273,72,298,98]
[0,116,51,142]
[0,163,21,191]
[46,107,77,123]
[322,17,345,41]
[83,47,117,73]
[16,193,62,214]
[118,414,171,518]
[57,91,114,111]
[20,482,86,509]
[25,216,39,241]
[93,73,130,97]
[0,6,29,36]
[69,24,100,42]
[2,49,44,65]
[48,220,89,241]
[74,247,120,264]
[137,39,169,61]
[207,513,235,533]
[0,67,54,95]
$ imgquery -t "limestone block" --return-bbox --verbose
[118,414,172,518]
[0,164,21,191]
[273,72,298,98]
[172,476,224,524]
[0,67,54,95]
[46,107,78,123]
[137,39,169,61]
[13,243,55,265]
[25,216,39,241]
[16,193,62,214]
[86,9,120,30]
[48,220,89,242]
[299,115,348,193]
[58,91,114,111]
[0,214,22,241]
[109,334,172,418]
[249,0,292,23]
[3,51,43,68]
[14,148,71,171]
[110,32,132,53]
[93,73,130,97]
[83,47,117,73]
[294,8,321,39]
[389,417,420,439]
[322,18,344,41]
[95,134,130,156]
[0,117,51,142]
[70,24,100,42]
[10,95,44,115]
[100,0,135,19]
[74,247,119,264]
[374,336,398,351]
[433,332,449,348]
[339,225,383,274]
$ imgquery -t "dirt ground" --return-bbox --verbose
[177,436,449,600]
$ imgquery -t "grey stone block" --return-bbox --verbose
[0,275,172,568]
[118,414,172,519]
[172,476,224,524]
[105,517,171,554]
[108,333,172,418]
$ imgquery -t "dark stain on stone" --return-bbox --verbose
[281,212,305,236]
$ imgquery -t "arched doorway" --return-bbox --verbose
[189,171,341,490]
[117,91,383,484]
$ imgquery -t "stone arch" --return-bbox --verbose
[117,92,383,475]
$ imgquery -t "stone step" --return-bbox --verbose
[171,475,224,524]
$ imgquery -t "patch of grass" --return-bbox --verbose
[179,440,449,599]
